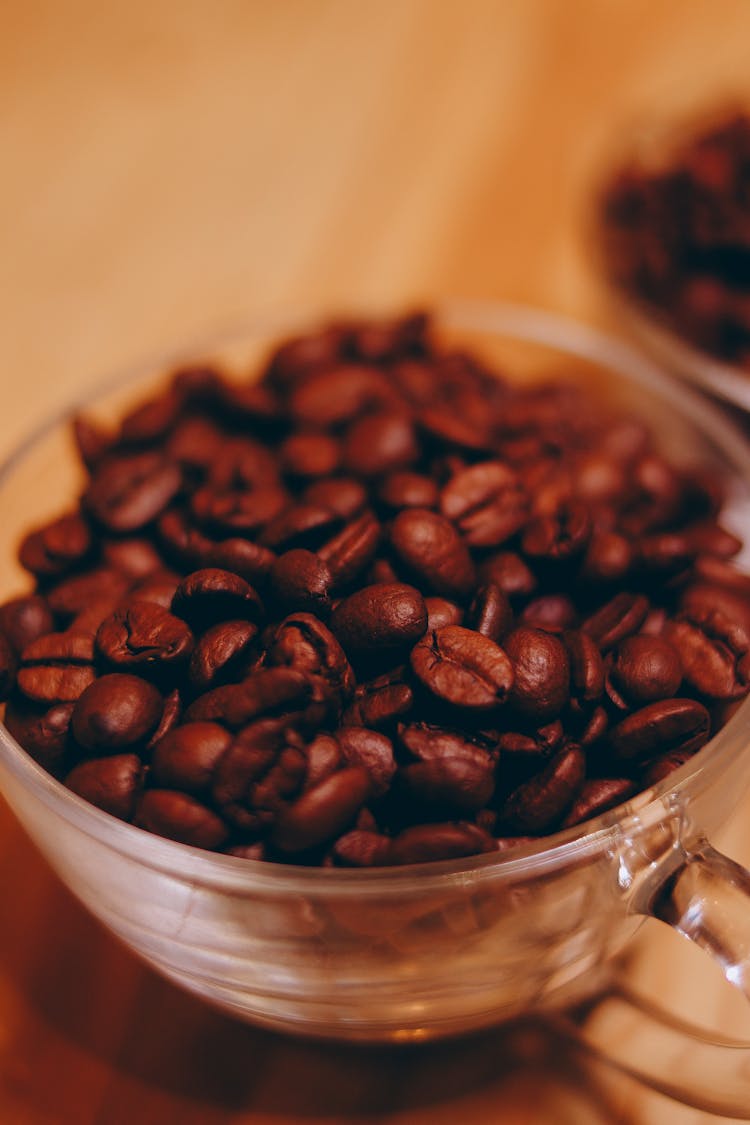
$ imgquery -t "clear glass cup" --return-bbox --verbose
[2,301,750,1113]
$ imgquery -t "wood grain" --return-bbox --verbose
[2,3,750,1122]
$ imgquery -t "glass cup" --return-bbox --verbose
[2,301,750,1113]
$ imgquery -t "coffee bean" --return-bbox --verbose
[71,673,163,752]
[560,777,636,829]
[45,567,132,623]
[317,511,381,589]
[466,584,513,642]
[84,451,182,533]
[190,483,289,537]
[562,630,605,709]
[607,634,682,704]
[332,829,394,866]
[389,822,496,865]
[521,501,591,564]
[377,471,438,512]
[520,594,577,633]
[188,620,258,692]
[581,530,633,584]
[65,754,144,821]
[342,411,419,478]
[425,597,463,631]
[330,583,427,662]
[399,733,494,813]
[280,432,341,479]
[269,549,333,617]
[18,632,96,704]
[479,551,537,599]
[18,512,93,579]
[582,592,650,651]
[303,477,368,519]
[72,413,113,471]
[258,502,343,552]
[267,613,354,703]
[289,364,394,427]
[145,687,182,750]
[500,744,585,833]
[3,697,75,774]
[96,601,195,674]
[171,568,264,630]
[503,626,570,722]
[150,722,232,795]
[0,595,55,654]
[212,718,300,829]
[206,538,276,586]
[334,726,396,797]
[440,461,528,547]
[341,671,413,730]
[664,611,750,700]
[410,625,513,711]
[0,633,18,701]
[303,732,344,789]
[608,698,711,762]
[390,508,476,599]
[272,766,373,852]
[185,667,312,728]
[135,789,229,850]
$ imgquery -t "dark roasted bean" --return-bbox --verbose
[258,502,343,552]
[18,632,96,704]
[185,667,311,728]
[65,754,144,821]
[500,744,585,833]
[425,596,463,631]
[3,697,75,774]
[479,551,536,599]
[317,511,380,589]
[377,471,439,512]
[84,451,182,533]
[135,789,229,850]
[410,625,514,711]
[560,777,637,828]
[269,549,333,617]
[330,583,427,662]
[303,732,344,789]
[562,629,605,709]
[303,476,368,519]
[279,432,341,479]
[0,595,55,654]
[188,620,258,692]
[607,634,682,705]
[389,822,496,865]
[440,461,528,547]
[71,673,163,753]
[46,567,131,622]
[521,501,591,564]
[171,568,264,630]
[400,747,494,813]
[19,512,93,579]
[266,613,354,703]
[664,611,750,700]
[102,537,164,579]
[150,722,232,795]
[390,508,476,599]
[466,584,513,642]
[97,601,195,674]
[582,592,650,651]
[608,698,711,762]
[332,829,394,867]
[503,626,570,723]
[342,411,419,478]
[272,766,372,853]
[520,594,577,633]
[289,364,394,427]
[341,671,414,730]
[334,726,396,797]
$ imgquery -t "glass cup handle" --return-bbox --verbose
[551,836,750,1117]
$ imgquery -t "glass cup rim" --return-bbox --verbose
[2,298,750,895]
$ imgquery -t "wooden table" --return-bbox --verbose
[2,3,750,1121]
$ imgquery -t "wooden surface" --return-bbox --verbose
[3,3,750,1122]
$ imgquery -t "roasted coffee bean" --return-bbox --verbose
[608,698,711,762]
[417,406,493,453]
[267,613,354,702]
[679,581,750,636]
[84,451,182,533]
[664,611,750,700]
[581,530,633,584]
[188,620,258,692]
[119,388,182,445]
[3,697,74,774]
[97,601,195,674]
[390,508,476,599]
[521,501,591,564]
[410,625,514,711]
[495,720,563,765]
[503,626,570,723]
[643,747,698,786]
[519,594,577,633]
[560,777,636,828]
[279,432,341,479]
[562,629,605,709]
[303,476,368,519]
[341,671,414,730]
[331,583,427,662]
[206,538,276,586]
[135,789,229,850]
[128,569,181,610]
[342,411,419,478]
[331,829,394,867]
[71,673,163,752]
[18,632,96,704]
[303,732,344,789]
[582,592,650,651]
[65,754,144,821]
[691,557,750,596]
[185,667,311,728]
[150,721,232,795]
[171,568,264,630]
[334,726,396,797]
[289,364,394,427]
[73,413,113,471]
[377,471,438,512]
[440,461,528,548]
[389,822,496,865]
[272,766,373,853]
[400,746,494,813]
[425,597,463,631]
[350,310,429,362]
[269,549,333,617]
[479,551,537,600]
[0,632,18,700]
[102,537,164,579]
[607,634,682,705]
[211,717,298,827]
[500,744,585,834]
[190,482,289,537]
[258,502,343,552]
[18,512,93,579]
[207,437,279,491]
[0,595,55,654]
[466,584,513,642]
[317,511,381,589]
[145,687,182,750]
[45,567,132,622]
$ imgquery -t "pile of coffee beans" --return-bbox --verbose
[601,110,750,367]
[2,310,750,866]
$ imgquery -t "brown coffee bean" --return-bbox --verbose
[267,322,348,386]
[18,512,93,578]
[495,720,563,764]
[400,746,494,813]
[330,583,427,661]
[272,766,373,853]
[279,432,341,479]
[582,592,650,651]
[417,406,493,453]
[332,829,394,867]
[65,754,144,821]
[269,549,333,617]
[127,570,181,611]
[71,673,163,752]
[466,584,513,642]
[691,557,750,596]
[410,625,514,711]
[18,632,96,704]
[643,747,698,786]
[303,477,368,519]
[190,483,289,537]
[521,501,591,564]
[562,630,605,708]
[679,582,750,636]
[211,717,299,828]
[150,722,232,795]
[391,508,476,600]
[500,744,585,833]
[0,595,55,654]
[608,634,682,704]
[520,594,577,633]
[72,413,113,471]
[102,538,164,579]
[608,698,711,762]
[135,789,229,850]
[334,727,396,797]
[377,471,439,512]
[389,822,496,865]
[425,597,463,631]
[185,667,311,728]
[440,461,528,548]
[145,687,182,750]
[205,538,276,586]
[342,411,419,478]
[581,530,633,584]
[560,777,636,828]
[171,568,264,630]
[479,551,537,599]
[119,388,182,445]
[258,502,343,552]
[0,633,18,701]
[664,611,750,700]
[84,451,182,533]
[317,511,381,589]
[341,671,414,730]
[45,567,132,623]
[267,613,354,702]
[3,697,75,774]
[96,601,195,674]
[303,733,344,790]
[503,626,570,722]
[188,620,258,692]
[350,309,429,362]
[289,364,394,427]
